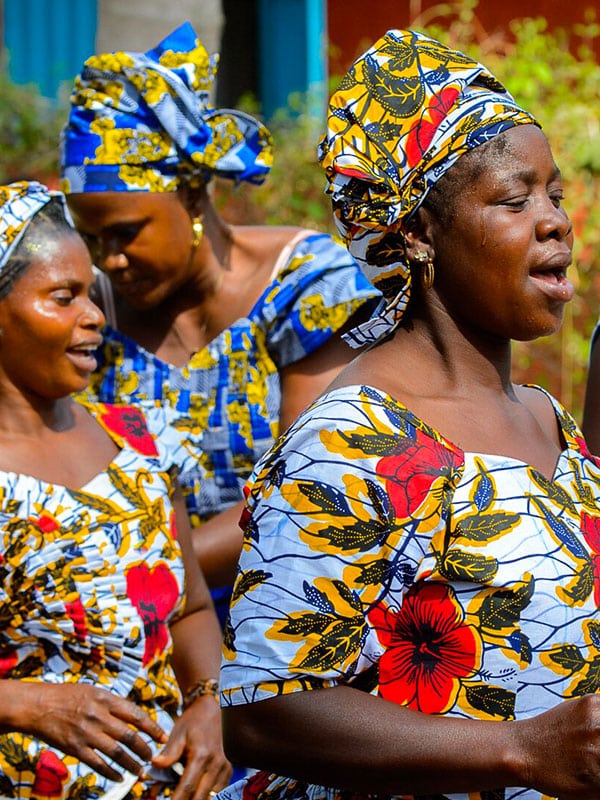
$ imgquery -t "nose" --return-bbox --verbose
[101,250,128,273]
[81,296,106,330]
[538,198,573,243]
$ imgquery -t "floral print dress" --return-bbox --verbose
[220,384,600,800]
[0,403,188,799]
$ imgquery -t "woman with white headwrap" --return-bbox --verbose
[215,29,600,800]
[0,181,229,799]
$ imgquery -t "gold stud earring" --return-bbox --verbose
[192,217,203,248]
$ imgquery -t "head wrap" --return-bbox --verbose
[60,21,274,193]
[0,181,73,272]
[318,28,537,347]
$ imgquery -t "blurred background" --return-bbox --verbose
[0,0,599,420]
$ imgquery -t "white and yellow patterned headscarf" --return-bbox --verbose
[319,28,537,346]
[60,21,274,194]
[0,181,71,270]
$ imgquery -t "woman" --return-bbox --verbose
[58,21,381,625]
[217,29,600,800]
[0,181,229,799]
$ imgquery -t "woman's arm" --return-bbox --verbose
[223,684,600,798]
[153,489,231,800]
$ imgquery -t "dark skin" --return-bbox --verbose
[223,126,600,799]
[67,187,371,587]
[0,231,230,800]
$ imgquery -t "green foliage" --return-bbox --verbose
[0,75,67,186]
[217,1,600,421]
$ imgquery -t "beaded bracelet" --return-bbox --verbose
[182,677,220,709]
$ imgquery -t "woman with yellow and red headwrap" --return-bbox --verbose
[59,21,381,633]
[215,29,600,800]
[0,181,229,800]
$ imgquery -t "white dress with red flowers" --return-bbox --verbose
[219,384,600,800]
[0,402,188,799]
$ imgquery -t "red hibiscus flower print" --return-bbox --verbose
[368,582,481,714]
[405,86,460,168]
[32,749,69,798]
[0,648,17,677]
[126,562,179,665]
[376,427,462,519]
[242,770,274,800]
[581,511,600,606]
[65,597,88,643]
[99,405,158,456]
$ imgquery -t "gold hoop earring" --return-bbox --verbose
[414,251,434,290]
[192,217,203,248]
[422,258,435,290]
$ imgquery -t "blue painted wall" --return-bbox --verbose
[3,0,97,99]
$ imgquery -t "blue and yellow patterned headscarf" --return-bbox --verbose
[60,21,274,193]
[0,181,72,271]
[319,28,537,346]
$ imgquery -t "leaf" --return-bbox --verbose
[454,511,520,542]
[464,682,515,720]
[472,467,494,512]
[277,612,333,637]
[231,569,271,603]
[297,481,351,516]
[314,517,390,553]
[561,559,594,604]
[531,498,587,560]
[297,616,366,671]
[478,579,533,632]
[570,656,600,696]
[530,471,577,513]
[547,643,585,672]
[439,549,499,582]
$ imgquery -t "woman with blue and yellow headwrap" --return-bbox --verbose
[59,21,381,629]
[215,29,600,800]
[0,181,230,799]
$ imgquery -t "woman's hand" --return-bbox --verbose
[19,681,167,782]
[152,694,232,800]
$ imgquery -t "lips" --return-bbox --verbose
[66,339,102,372]
[529,253,574,302]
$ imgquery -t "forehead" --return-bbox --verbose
[66,191,183,229]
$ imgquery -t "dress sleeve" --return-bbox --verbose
[255,231,381,368]
[220,385,464,706]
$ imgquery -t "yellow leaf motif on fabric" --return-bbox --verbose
[267,577,366,674]
[541,620,600,697]
[119,164,177,192]
[468,575,534,640]
[299,294,362,332]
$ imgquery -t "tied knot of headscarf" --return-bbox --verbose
[60,21,274,193]
[318,28,537,347]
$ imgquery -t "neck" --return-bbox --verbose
[0,391,75,438]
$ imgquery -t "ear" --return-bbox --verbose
[403,206,436,263]
[177,183,207,218]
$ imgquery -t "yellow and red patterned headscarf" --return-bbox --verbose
[319,28,537,346]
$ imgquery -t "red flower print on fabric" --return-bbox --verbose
[368,582,481,714]
[32,750,69,798]
[126,562,179,665]
[99,405,158,457]
[376,427,462,519]
[405,86,460,168]
[576,436,600,469]
[0,648,17,677]
[30,514,60,533]
[581,511,600,606]
[65,598,88,643]
[242,770,274,800]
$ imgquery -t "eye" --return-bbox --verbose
[51,289,75,306]
[112,223,142,246]
[79,231,100,259]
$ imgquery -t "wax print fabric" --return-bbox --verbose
[60,22,273,193]
[0,403,189,799]
[0,181,72,269]
[219,384,600,800]
[318,28,537,346]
